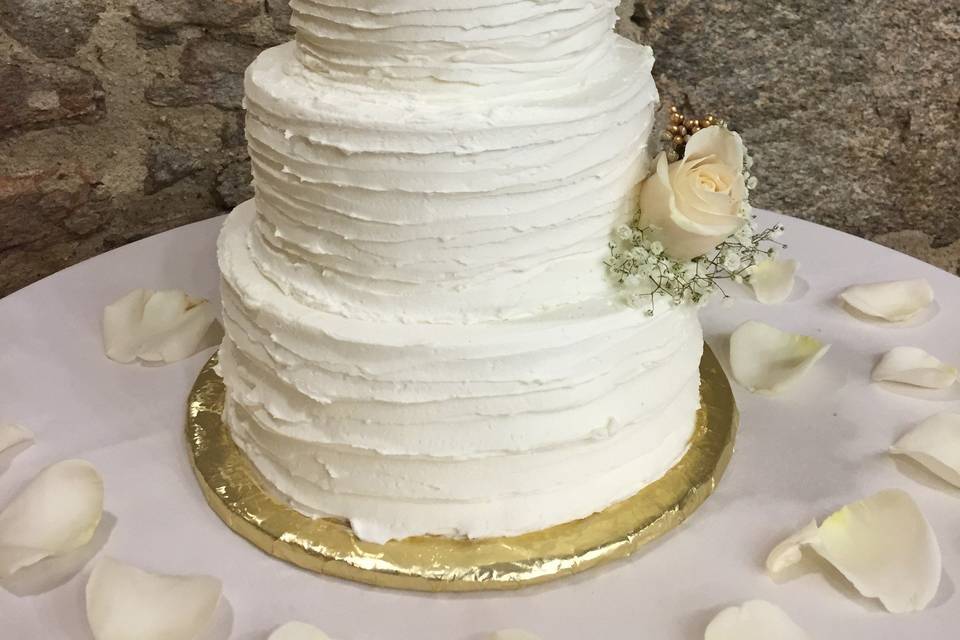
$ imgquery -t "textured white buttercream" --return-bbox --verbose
[290,0,622,87]
[217,0,703,542]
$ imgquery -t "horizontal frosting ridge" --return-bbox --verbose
[289,0,621,86]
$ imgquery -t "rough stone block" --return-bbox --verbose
[0,0,106,58]
[133,0,261,30]
[179,37,261,83]
[0,164,97,251]
[215,158,253,208]
[266,0,295,34]
[136,28,180,50]
[144,144,204,195]
[144,80,208,108]
[0,62,105,134]
[220,113,246,148]
[144,38,260,110]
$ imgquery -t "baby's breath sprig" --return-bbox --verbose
[606,218,786,315]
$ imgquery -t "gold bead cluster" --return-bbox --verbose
[661,105,725,161]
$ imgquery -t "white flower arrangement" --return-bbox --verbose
[607,216,786,315]
[607,113,786,314]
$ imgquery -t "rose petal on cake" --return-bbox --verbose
[0,459,103,577]
[890,413,960,488]
[269,621,332,640]
[0,423,32,455]
[766,490,941,613]
[872,347,958,389]
[749,259,798,304]
[103,288,218,364]
[86,557,222,640]
[704,600,810,640]
[729,321,830,394]
[684,125,745,170]
[489,631,542,640]
[840,279,934,323]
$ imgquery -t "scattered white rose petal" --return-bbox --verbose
[489,631,542,640]
[103,288,218,364]
[704,600,810,640]
[86,557,221,640]
[269,621,331,640]
[840,279,934,323]
[766,519,820,574]
[729,321,830,394]
[890,413,960,488]
[872,347,958,389]
[749,259,798,304]
[765,489,940,613]
[0,459,103,578]
[0,423,33,455]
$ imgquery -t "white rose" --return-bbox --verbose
[638,126,749,260]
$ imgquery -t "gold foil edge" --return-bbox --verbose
[186,344,738,592]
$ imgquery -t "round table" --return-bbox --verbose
[1,210,958,639]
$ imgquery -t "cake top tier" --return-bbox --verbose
[290,0,621,86]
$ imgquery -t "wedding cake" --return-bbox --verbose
[216,0,703,543]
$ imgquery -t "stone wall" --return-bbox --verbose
[1,0,958,297]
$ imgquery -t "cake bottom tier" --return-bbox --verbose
[218,202,703,543]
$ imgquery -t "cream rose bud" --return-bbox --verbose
[639,126,749,260]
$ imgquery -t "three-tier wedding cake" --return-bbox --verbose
[216,0,703,543]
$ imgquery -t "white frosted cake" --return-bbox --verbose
[217,0,703,543]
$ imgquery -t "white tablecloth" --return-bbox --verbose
[1,210,958,640]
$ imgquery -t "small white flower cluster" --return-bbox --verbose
[606,219,786,315]
[743,149,759,192]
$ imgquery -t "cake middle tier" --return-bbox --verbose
[218,202,704,542]
[244,39,657,324]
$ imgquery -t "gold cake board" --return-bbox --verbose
[186,345,737,592]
